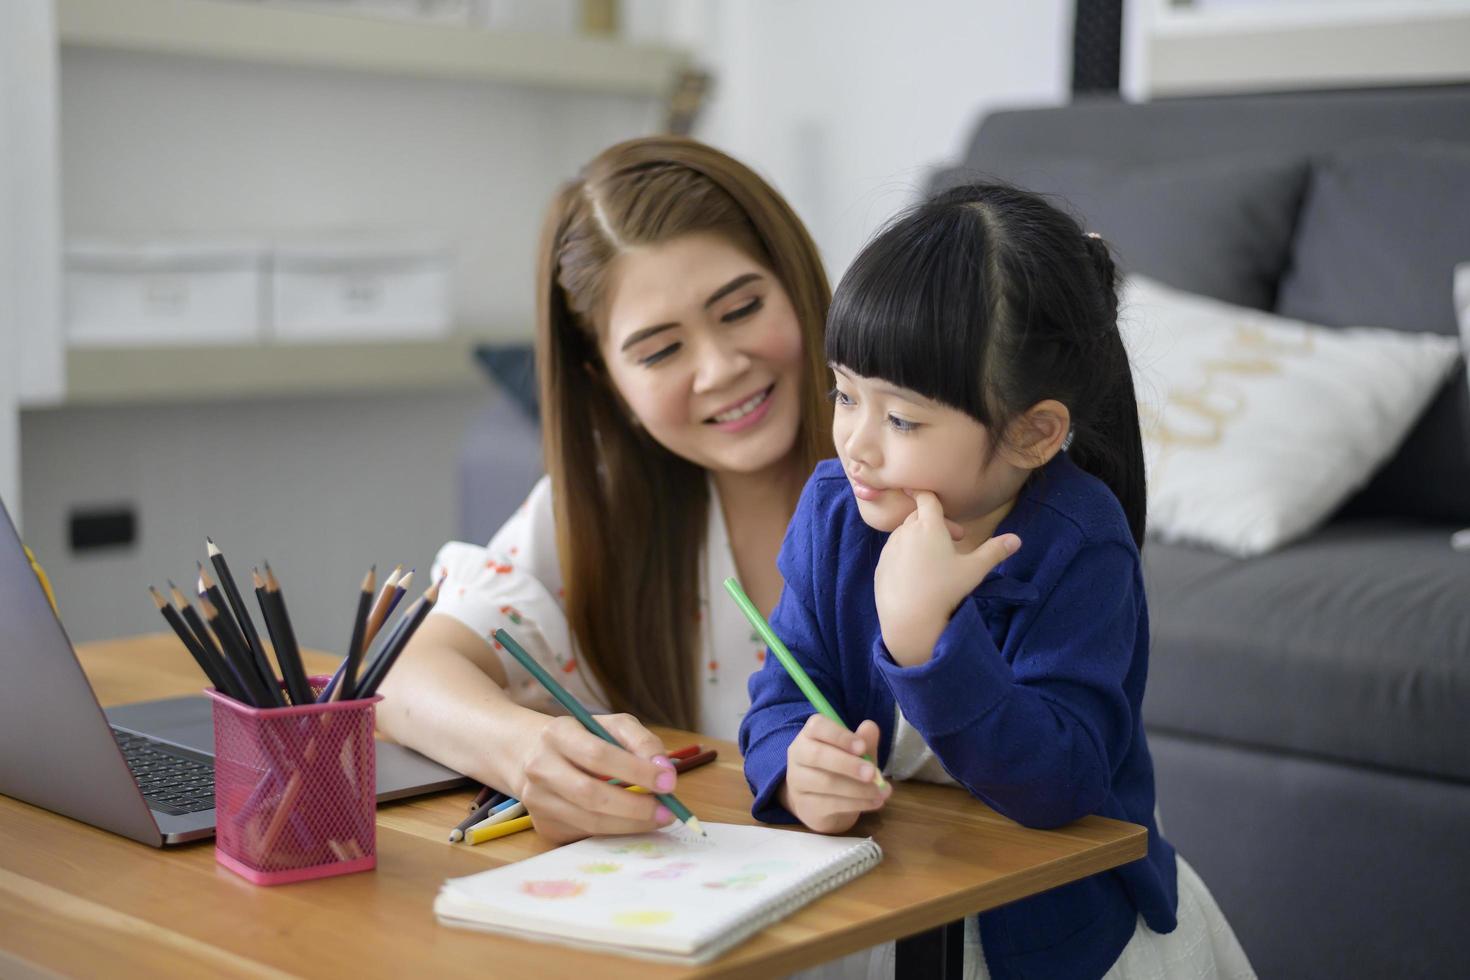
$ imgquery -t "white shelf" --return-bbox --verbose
[56,0,690,96]
[1144,5,1470,96]
[62,333,506,405]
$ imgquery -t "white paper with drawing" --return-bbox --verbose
[434,822,882,963]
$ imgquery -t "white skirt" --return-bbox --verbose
[799,855,1255,980]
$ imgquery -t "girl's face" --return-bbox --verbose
[830,365,1033,540]
[598,232,807,477]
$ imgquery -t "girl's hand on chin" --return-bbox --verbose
[875,490,1021,667]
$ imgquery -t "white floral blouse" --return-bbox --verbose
[429,476,769,742]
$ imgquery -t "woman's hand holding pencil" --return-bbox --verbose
[495,627,706,844]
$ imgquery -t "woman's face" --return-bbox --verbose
[597,232,807,477]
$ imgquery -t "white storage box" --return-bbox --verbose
[270,239,452,343]
[65,240,265,347]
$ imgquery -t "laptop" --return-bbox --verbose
[0,498,468,846]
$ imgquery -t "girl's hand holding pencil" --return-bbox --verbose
[779,714,891,835]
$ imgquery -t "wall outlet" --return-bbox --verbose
[69,506,137,553]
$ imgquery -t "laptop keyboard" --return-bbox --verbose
[111,728,215,815]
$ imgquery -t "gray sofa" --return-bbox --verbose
[931,87,1470,979]
[460,86,1470,979]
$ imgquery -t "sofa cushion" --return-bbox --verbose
[1122,276,1460,556]
[1142,523,1470,782]
[930,153,1308,310]
[1277,143,1470,523]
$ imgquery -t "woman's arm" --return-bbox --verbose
[377,616,680,843]
[374,481,682,844]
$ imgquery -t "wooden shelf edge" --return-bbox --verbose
[57,0,690,97]
[62,335,501,404]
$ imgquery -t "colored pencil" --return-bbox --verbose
[149,585,235,697]
[450,791,510,842]
[207,538,282,706]
[723,576,888,789]
[361,564,402,651]
[199,562,284,707]
[465,799,526,834]
[674,748,717,774]
[335,566,376,701]
[355,578,439,699]
[494,627,705,836]
[258,563,313,708]
[470,785,495,811]
[171,582,252,703]
[200,593,272,707]
[466,813,533,845]
[382,568,413,621]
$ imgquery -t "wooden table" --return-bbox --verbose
[0,635,1147,978]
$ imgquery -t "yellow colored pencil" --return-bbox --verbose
[467,814,534,845]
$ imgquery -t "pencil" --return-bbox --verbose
[336,566,375,701]
[466,813,533,845]
[171,582,251,703]
[450,791,510,842]
[723,577,888,790]
[258,563,313,708]
[361,564,402,651]
[382,568,413,621]
[494,627,705,836]
[674,748,717,774]
[207,538,281,706]
[464,799,526,833]
[199,562,284,707]
[200,593,272,707]
[470,785,495,811]
[354,576,439,699]
[150,585,234,697]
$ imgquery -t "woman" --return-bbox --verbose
[377,136,833,844]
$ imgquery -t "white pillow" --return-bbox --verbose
[1118,276,1462,557]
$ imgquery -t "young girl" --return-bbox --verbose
[738,183,1254,979]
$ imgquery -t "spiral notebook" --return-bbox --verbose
[434,822,883,964]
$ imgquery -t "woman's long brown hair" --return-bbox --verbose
[536,136,831,730]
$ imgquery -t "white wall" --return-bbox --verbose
[1,0,64,522]
[60,48,660,339]
[666,0,1072,281]
[20,387,494,649]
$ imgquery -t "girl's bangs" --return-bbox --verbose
[824,208,992,420]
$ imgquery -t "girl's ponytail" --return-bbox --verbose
[1075,233,1148,551]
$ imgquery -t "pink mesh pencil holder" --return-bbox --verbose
[207,676,380,885]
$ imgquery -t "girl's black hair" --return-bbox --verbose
[826,182,1146,549]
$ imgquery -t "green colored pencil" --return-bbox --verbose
[492,628,706,836]
[723,577,888,790]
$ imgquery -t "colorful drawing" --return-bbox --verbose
[612,909,675,928]
[702,872,767,891]
[640,861,696,880]
[608,841,672,859]
[519,879,586,899]
[578,862,622,875]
